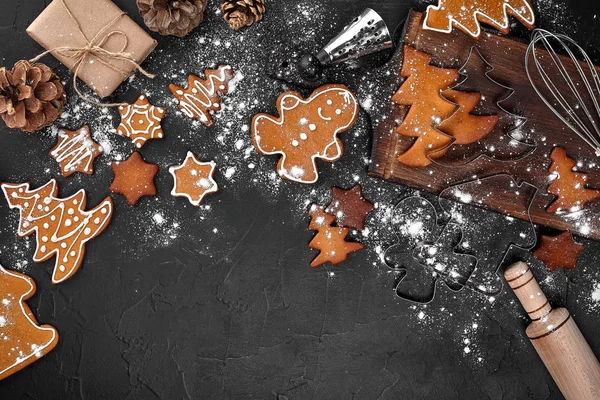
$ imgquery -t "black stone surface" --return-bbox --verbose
[0,0,599,399]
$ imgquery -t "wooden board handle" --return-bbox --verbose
[505,262,600,400]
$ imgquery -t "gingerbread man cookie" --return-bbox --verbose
[49,125,103,177]
[2,180,113,284]
[423,0,535,39]
[0,265,58,380]
[169,152,218,206]
[116,95,166,149]
[252,84,359,184]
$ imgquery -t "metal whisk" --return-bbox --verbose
[525,29,600,155]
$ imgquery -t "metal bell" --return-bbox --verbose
[315,8,393,66]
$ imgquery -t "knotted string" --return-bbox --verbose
[29,0,155,107]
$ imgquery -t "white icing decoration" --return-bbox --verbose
[317,107,332,121]
[117,95,165,148]
[173,66,232,123]
[422,0,535,38]
[0,180,113,284]
[169,152,218,207]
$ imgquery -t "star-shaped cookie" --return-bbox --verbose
[325,185,374,231]
[109,152,159,206]
[116,95,166,149]
[533,231,585,272]
[169,151,218,206]
[49,125,103,176]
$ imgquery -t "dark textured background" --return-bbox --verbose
[1,0,600,399]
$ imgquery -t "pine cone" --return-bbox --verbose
[0,60,65,133]
[222,0,266,30]
[137,0,208,37]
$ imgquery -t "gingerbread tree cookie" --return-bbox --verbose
[169,65,233,127]
[325,185,374,231]
[116,95,166,149]
[169,151,218,206]
[252,84,359,184]
[2,180,113,284]
[308,205,364,267]
[533,231,584,272]
[547,147,600,213]
[0,265,58,380]
[110,152,159,206]
[393,46,457,167]
[49,125,103,177]
[423,0,535,39]
[395,46,507,166]
[435,90,499,154]
[437,47,532,164]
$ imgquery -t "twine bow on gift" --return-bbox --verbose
[29,0,155,107]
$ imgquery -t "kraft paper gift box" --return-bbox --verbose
[27,0,157,98]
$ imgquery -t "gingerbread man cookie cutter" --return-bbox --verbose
[384,174,539,304]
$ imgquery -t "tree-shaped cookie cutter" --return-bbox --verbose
[427,46,536,166]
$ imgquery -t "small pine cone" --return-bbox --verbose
[221,0,266,30]
[137,0,208,37]
[0,60,65,133]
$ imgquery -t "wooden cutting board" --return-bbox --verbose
[369,10,600,241]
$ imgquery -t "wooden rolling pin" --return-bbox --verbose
[505,261,600,399]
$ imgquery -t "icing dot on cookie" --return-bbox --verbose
[68,208,75,215]
[70,251,76,257]
[40,246,46,253]
[300,133,308,140]
[327,100,333,105]
[299,118,308,125]
[50,215,56,221]
[292,140,299,147]
[309,124,317,131]
[43,223,49,229]
[94,217,100,224]
[139,119,144,124]
[84,228,91,235]
[74,216,79,222]
[140,95,145,100]
[44,197,52,204]
[336,109,342,115]
[60,243,67,248]
[65,219,72,227]
[42,236,48,242]
[0,317,6,327]
[59,265,65,272]
[73,199,78,205]
[101,208,107,214]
